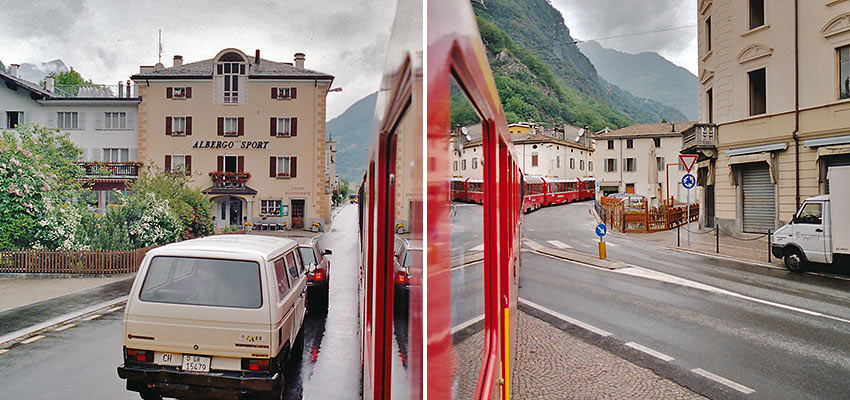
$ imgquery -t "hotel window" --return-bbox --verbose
[272,87,297,100]
[657,157,665,171]
[224,117,239,136]
[261,200,282,216]
[57,112,78,129]
[272,116,298,137]
[217,53,245,104]
[104,112,127,130]
[605,158,617,172]
[607,140,614,150]
[653,137,661,148]
[172,116,186,135]
[749,68,766,116]
[624,158,637,172]
[626,139,633,149]
[749,0,764,30]
[531,152,538,167]
[103,148,129,162]
[705,17,712,52]
[5,111,23,129]
[171,154,187,172]
[224,155,239,172]
[167,86,190,99]
[276,156,292,177]
[839,45,850,100]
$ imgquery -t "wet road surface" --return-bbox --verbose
[0,204,365,399]
[520,201,850,399]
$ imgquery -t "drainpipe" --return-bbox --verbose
[793,0,800,209]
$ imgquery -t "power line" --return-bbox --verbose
[570,24,697,44]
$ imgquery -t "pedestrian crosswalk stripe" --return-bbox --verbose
[82,314,102,321]
[55,324,76,332]
[547,240,572,249]
[20,335,45,345]
[523,239,544,251]
[470,244,484,252]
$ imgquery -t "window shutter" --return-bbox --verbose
[290,157,297,178]
[217,117,224,136]
[269,157,276,177]
[165,155,172,172]
[272,88,278,99]
[237,156,244,172]
[166,87,173,98]
[270,117,276,137]
[217,156,224,172]
[238,117,244,136]
[186,116,192,135]
[291,87,297,99]
[186,87,192,99]
[185,155,192,176]
[291,117,297,137]
[165,116,172,136]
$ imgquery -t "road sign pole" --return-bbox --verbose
[687,188,690,247]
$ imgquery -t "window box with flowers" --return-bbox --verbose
[276,172,290,179]
[209,171,251,187]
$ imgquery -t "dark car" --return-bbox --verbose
[393,239,421,304]
[299,238,331,306]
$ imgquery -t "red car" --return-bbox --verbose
[299,238,331,307]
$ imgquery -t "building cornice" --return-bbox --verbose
[737,43,773,64]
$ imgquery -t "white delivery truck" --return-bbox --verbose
[772,166,850,271]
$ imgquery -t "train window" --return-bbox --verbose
[449,75,486,398]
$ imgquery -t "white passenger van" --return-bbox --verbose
[117,235,307,400]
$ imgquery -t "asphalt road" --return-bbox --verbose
[520,201,850,399]
[0,204,366,400]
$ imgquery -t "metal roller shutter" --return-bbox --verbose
[742,163,775,233]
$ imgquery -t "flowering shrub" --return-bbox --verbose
[131,167,214,241]
[89,191,180,250]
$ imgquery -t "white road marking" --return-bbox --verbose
[20,335,45,345]
[452,314,485,335]
[519,298,612,337]
[547,240,572,249]
[0,349,8,355]
[523,239,544,251]
[602,241,619,247]
[692,368,755,394]
[82,314,101,321]
[103,306,124,314]
[625,342,674,362]
[615,266,850,326]
[469,244,484,252]
[54,324,76,332]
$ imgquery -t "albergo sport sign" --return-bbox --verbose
[192,140,270,150]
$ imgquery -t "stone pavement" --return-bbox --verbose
[0,274,135,313]
[452,311,705,399]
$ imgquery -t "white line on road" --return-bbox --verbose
[103,306,124,314]
[54,324,76,332]
[692,368,755,394]
[452,314,485,335]
[523,239,544,251]
[82,314,102,321]
[20,335,45,345]
[469,244,484,252]
[625,342,675,362]
[0,296,127,346]
[547,240,572,249]
[519,298,612,337]
[602,241,619,247]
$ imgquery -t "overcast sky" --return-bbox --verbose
[0,0,397,119]
[553,0,698,75]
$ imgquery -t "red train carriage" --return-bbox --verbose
[429,0,522,398]
[359,0,423,398]
[451,177,469,202]
[577,177,596,201]
[467,178,484,204]
[522,176,546,212]
[544,177,580,205]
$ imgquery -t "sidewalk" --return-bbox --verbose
[0,274,135,313]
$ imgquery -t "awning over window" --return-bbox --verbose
[725,142,788,157]
[727,152,776,186]
[803,134,850,148]
[202,185,258,195]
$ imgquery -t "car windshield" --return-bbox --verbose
[299,246,318,265]
[139,256,262,309]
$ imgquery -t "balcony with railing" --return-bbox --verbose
[681,123,718,158]
[203,171,257,195]
[77,162,141,179]
[51,83,137,99]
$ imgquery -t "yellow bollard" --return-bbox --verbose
[598,240,607,260]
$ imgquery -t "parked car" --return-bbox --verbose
[608,193,645,209]
[117,235,307,400]
[349,194,358,204]
[394,239,421,304]
[299,238,332,306]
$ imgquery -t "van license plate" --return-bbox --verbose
[182,355,210,373]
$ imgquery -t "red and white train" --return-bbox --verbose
[452,176,597,213]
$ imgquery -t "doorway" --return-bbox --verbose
[291,199,305,229]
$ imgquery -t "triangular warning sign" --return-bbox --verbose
[679,154,698,173]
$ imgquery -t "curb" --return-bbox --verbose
[0,296,127,347]
[536,247,628,270]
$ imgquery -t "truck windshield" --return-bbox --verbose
[797,203,823,224]
[139,256,262,309]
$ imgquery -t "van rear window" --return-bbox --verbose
[139,256,262,309]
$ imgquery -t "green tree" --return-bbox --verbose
[129,167,214,241]
[44,68,94,96]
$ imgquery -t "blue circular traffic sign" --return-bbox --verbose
[595,224,607,237]
[682,173,696,189]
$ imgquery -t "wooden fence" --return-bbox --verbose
[0,246,155,274]
[599,197,698,233]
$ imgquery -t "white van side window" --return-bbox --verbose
[294,250,306,276]
[285,252,299,281]
[273,258,290,298]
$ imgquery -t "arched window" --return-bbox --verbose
[216,52,246,104]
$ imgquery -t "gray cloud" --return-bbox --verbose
[0,0,397,118]
[552,0,697,74]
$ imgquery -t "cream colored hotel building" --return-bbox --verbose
[132,48,333,230]
[688,0,850,234]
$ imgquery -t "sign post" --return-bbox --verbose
[596,223,607,259]
[682,173,696,246]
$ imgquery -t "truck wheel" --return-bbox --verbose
[784,247,807,272]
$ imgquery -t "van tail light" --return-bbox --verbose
[395,271,407,284]
[125,347,154,363]
[313,268,325,282]
[242,358,271,371]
